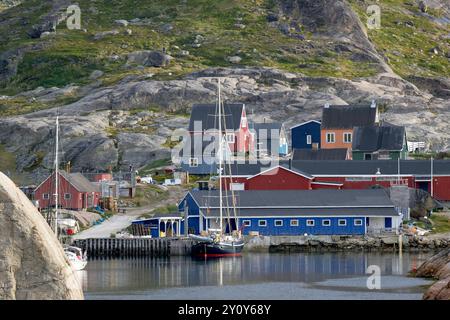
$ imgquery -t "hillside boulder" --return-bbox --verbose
[127,50,172,67]
[0,172,83,300]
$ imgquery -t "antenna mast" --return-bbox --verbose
[54,116,59,237]
[218,78,223,234]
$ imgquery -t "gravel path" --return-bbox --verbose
[73,186,186,239]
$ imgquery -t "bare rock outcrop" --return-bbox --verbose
[0,172,83,300]
[415,248,450,300]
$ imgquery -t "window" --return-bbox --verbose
[378,151,390,160]
[354,219,363,226]
[364,153,372,160]
[241,118,247,128]
[306,219,315,227]
[226,133,235,143]
[189,157,198,167]
[274,220,283,227]
[326,132,335,143]
[338,219,347,226]
[345,177,372,182]
[64,193,71,200]
[306,135,312,145]
[290,219,299,227]
[243,220,251,227]
[343,132,352,143]
[322,219,331,227]
[258,220,267,227]
[43,193,49,200]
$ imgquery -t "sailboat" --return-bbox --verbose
[190,79,245,257]
[53,116,88,271]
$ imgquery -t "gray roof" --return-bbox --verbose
[204,207,398,218]
[188,103,244,131]
[223,161,291,176]
[190,189,394,208]
[352,125,406,152]
[291,160,450,176]
[252,122,283,133]
[321,105,377,129]
[292,148,348,160]
[60,171,99,192]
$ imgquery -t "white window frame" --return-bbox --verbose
[338,219,347,226]
[258,220,267,227]
[343,132,352,143]
[274,219,283,227]
[306,135,312,145]
[43,193,50,200]
[226,133,235,143]
[64,193,71,200]
[326,132,335,143]
[290,219,299,227]
[243,220,251,227]
[354,219,363,226]
[189,157,198,167]
[306,219,315,227]
[322,219,331,227]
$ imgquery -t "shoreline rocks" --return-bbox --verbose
[415,248,450,300]
[244,234,450,253]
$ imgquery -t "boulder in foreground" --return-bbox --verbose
[0,172,83,300]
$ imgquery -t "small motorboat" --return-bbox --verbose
[64,246,87,271]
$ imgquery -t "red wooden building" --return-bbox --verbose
[34,171,100,210]
[221,160,450,201]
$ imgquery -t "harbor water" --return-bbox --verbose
[81,252,434,300]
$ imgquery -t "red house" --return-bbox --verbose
[34,171,100,210]
[188,103,254,155]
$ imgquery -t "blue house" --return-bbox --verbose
[178,189,402,236]
[131,213,184,238]
[291,120,321,150]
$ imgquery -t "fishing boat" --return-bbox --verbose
[190,79,245,257]
[52,116,88,270]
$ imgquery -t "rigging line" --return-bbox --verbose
[221,98,232,232]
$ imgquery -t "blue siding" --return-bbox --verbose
[291,121,321,150]
[239,217,366,236]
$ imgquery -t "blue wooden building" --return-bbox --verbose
[291,120,321,150]
[178,189,401,236]
[132,213,184,238]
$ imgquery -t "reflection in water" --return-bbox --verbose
[82,252,431,297]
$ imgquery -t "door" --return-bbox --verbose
[418,182,429,192]
[385,217,392,229]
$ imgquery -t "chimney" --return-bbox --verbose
[376,168,381,175]
[324,103,330,108]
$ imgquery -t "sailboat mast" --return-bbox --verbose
[218,78,223,234]
[54,116,59,237]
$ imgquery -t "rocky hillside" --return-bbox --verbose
[0,0,449,183]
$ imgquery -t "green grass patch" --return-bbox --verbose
[430,214,450,234]
[0,144,16,173]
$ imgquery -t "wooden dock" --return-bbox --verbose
[72,237,194,258]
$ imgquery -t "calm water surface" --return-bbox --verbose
[80,252,433,300]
